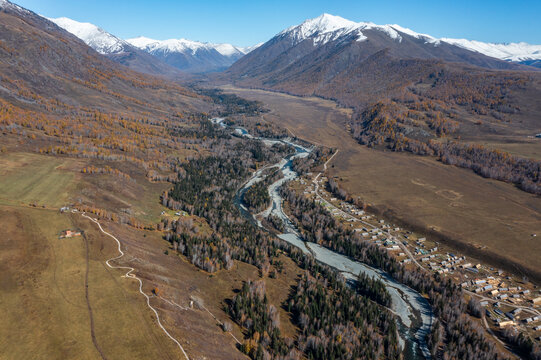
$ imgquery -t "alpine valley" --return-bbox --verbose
[1,2,540,360]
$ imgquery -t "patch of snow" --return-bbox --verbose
[0,0,31,15]
[390,24,439,44]
[240,42,263,54]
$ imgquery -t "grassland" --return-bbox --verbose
[0,152,79,207]
[0,149,303,359]
[0,205,187,359]
[105,222,301,357]
[222,86,541,283]
[0,151,173,224]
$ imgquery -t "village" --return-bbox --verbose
[292,171,541,345]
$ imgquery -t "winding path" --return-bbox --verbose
[80,213,190,360]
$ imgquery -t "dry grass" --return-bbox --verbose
[104,222,301,359]
[0,205,185,359]
[0,152,79,207]
[0,151,174,224]
[222,86,541,283]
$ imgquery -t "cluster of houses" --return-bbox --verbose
[486,303,541,333]
[420,253,469,274]
[299,175,541,342]
[461,275,541,334]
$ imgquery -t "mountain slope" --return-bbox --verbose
[127,36,253,73]
[225,14,539,106]
[48,17,184,77]
[0,1,209,116]
[224,13,541,193]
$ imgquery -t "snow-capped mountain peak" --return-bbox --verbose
[280,13,405,46]
[213,43,244,57]
[283,13,358,36]
[125,36,158,49]
[277,14,541,64]
[49,17,127,54]
[280,13,359,46]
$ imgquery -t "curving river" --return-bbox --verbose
[214,118,434,359]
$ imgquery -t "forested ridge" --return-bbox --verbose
[349,70,541,195]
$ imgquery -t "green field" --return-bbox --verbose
[0,152,78,207]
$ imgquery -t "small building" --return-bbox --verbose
[499,320,515,328]
[511,308,522,316]
[60,230,81,238]
[505,312,515,321]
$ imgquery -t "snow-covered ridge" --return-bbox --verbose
[282,13,541,62]
[389,24,541,61]
[439,39,541,62]
[0,0,31,15]
[49,17,128,54]
[48,16,256,59]
[127,36,252,57]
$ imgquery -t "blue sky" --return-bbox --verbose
[14,0,541,46]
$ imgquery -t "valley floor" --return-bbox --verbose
[221,85,541,283]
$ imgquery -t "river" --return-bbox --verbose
[213,117,434,359]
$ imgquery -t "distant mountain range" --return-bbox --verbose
[49,13,540,78]
[126,36,259,73]
[49,17,260,74]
